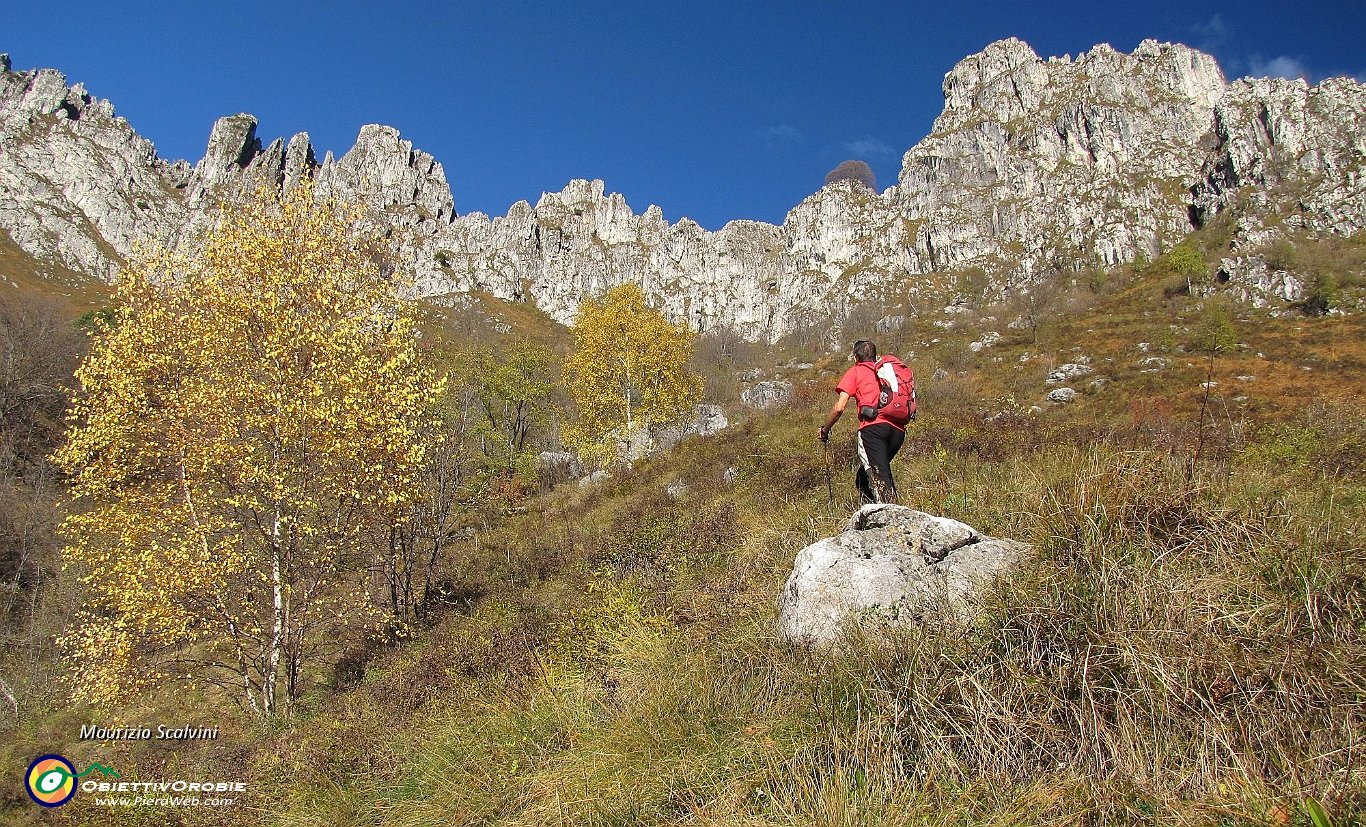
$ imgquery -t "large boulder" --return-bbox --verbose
[652,403,729,450]
[537,450,583,481]
[607,403,731,466]
[777,505,1028,647]
[741,381,795,410]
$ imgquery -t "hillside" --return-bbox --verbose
[2,215,1364,824]
[0,36,1363,827]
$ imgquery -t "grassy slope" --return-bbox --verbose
[255,263,1362,824]
[0,232,110,313]
[3,236,1363,826]
[250,405,1363,826]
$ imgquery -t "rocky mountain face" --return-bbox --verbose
[1,41,1362,340]
[0,57,454,286]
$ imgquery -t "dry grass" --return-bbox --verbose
[237,423,1364,826]
[6,219,1365,825]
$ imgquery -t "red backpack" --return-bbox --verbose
[860,355,917,425]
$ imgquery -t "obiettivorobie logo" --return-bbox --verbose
[25,755,121,807]
[24,754,245,808]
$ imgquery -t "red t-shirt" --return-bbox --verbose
[836,361,904,432]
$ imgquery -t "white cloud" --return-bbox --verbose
[1247,55,1310,81]
[1192,14,1229,50]
[761,124,803,145]
[842,138,896,158]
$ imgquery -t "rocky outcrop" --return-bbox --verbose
[1192,76,1366,233]
[1,40,1363,338]
[649,403,730,454]
[606,403,731,467]
[1192,76,1366,299]
[1047,363,1093,384]
[425,40,1364,332]
[176,116,455,283]
[777,504,1028,647]
[893,39,1227,274]
[740,380,795,410]
[0,60,188,281]
[0,61,457,286]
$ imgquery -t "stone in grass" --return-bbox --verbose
[1046,363,1093,385]
[1047,387,1078,403]
[777,505,1029,648]
[741,380,795,410]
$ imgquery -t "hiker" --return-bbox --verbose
[818,340,914,504]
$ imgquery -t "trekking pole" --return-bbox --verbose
[821,433,834,506]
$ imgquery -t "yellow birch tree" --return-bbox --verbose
[54,183,443,716]
[562,284,701,467]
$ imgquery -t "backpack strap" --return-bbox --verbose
[856,361,885,408]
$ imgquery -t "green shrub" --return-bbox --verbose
[1303,271,1339,315]
[1154,241,1209,296]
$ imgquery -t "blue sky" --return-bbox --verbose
[7,1,1364,229]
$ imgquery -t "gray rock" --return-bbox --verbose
[652,403,729,452]
[283,132,316,194]
[1088,377,1110,390]
[876,315,906,334]
[689,403,730,436]
[1138,356,1169,371]
[186,114,262,207]
[1047,387,1078,403]
[537,451,582,479]
[1216,255,1305,306]
[723,465,740,485]
[611,426,656,467]
[578,470,610,488]
[1046,363,1093,384]
[741,380,795,410]
[665,480,689,500]
[612,403,731,466]
[777,504,1028,647]
[969,331,1002,352]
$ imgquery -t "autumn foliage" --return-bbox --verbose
[54,183,443,716]
[562,284,701,467]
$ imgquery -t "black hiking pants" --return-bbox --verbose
[855,422,904,504]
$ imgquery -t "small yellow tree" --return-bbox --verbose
[562,284,701,466]
[54,183,442,716]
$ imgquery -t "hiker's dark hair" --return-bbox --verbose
[853,340,877,362]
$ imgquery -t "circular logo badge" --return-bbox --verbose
[26,754,77,807]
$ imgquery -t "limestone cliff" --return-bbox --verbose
[1,40,1362,340]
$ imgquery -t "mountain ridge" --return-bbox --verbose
[1,39,1362,340]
